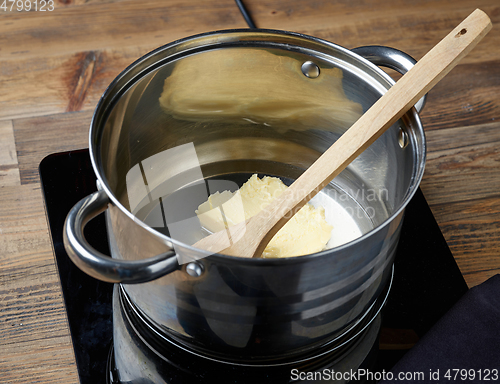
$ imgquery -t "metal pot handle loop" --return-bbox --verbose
[351,45,427,113]
[63,190,179,284]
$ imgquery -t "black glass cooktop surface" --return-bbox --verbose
[40,149,468,383]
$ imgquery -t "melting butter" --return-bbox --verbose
[196,174,333,258]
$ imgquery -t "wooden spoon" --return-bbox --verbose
[193,9,492,258]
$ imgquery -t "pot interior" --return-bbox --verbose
[93,30,425,254]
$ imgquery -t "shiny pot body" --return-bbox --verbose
[64,30,425,361]
[111,284,385,383]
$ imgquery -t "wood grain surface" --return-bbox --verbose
[0,0,499,382]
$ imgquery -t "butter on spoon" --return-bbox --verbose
[192,9,492,258]
[196,174,333,258]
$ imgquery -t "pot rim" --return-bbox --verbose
[89,28,426,265]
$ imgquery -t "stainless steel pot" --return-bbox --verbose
[63,29,426,361]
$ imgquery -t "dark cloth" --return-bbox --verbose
[380,274,500,383]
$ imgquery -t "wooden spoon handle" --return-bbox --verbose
[243,9,492,256]
[194,9,492,258]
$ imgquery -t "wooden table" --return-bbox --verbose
[0,1,498,382]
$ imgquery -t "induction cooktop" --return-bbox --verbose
[40,149,468,383]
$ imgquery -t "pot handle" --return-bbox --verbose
[351,45,427,113]
[63,190,180,284]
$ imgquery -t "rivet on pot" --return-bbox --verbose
[301,61,320,78]
[398,127,409,149]
[185,262,204,277]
